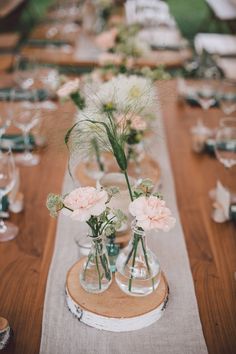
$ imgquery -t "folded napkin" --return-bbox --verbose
[138,28,187,50]
[0,88,50,101]
[195,34,236,56]
[177,79,219,107]
[1,134,36,152]
[209,181,231,223]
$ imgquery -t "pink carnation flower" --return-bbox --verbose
[57,78,80,98]
[116,113,147,131]
[64,187,108,221]
[129,196,176,231]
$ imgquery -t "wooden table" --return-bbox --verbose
[0,79,235,354]
[21,30,192,69]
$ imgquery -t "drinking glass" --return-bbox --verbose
[217,81,236,116]
[215,117,236,169]
[195,81,216,128]
[14,55,36,91]
[13,91,40,166]
[0,148,18,242]
[0,96,13,149]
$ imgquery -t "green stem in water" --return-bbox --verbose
[140,236,154,291]
[95,245,102,290]
[91,138,104,172]
[128,234,139,292]
[83,253,93,281]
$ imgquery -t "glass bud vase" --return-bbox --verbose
[115,222,161,296]
[126,142,145,177]
[80,234,112,293]
[84,155,105,181]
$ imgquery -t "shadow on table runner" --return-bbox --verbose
[40,98,208,354]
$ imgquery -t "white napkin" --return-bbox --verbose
[209,181,231,223]
[195,33,236,56]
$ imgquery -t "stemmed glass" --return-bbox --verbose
[215,118,236,169]
[13,91,41,166]
[195,82,216,128]
[14,55,36,91]
[217,81,236,116]
[0,148,18,242]
[0,97,13,149]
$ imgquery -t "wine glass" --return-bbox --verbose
[217,81,236,116]
[13,91,41,166]
[14,55,37,90]
[0,97,13,149]
[215,117,236,169]
[0,148,18,242]
[195,81,216,128]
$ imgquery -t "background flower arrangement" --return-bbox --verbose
[58,74,159,181]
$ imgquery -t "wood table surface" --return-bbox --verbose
[21,31,192,69]
[0,79,235,354]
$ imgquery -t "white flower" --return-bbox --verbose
[83,74,157,116]
[115,75,156,114]
[57,78,80,98]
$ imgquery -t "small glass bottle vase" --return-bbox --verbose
[80,234,112,293]
[115,222,161,296]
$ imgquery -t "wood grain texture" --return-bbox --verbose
[20,36,191,69]
[67,258,167,318]
[158,80,236,354]
[0,97,74,354]
[0,79,235,353]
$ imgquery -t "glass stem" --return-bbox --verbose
[23,130,31,156]
[0,197,7,233]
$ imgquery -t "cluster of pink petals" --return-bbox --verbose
[57,78,80,98]
[129,196,176,231]
[63,187,108,222]
[116,113,147,131]
[95,28,118,50]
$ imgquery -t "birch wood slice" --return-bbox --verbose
[65,259,169,332]
[74,153,161,188]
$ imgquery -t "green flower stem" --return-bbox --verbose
[140,236,154,291]
[91,138,104,172]
[95,245,102,290]
[125,246,134,266]
[140,237,150,272]
[83,253,93,281]
[100,253,111,280]
[128,234,139,292]
[124,170,133,201]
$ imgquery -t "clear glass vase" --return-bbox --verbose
[115,222,161,296]
[84,155,105,181]
[126,142,145,176]
[80,234,112,293]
